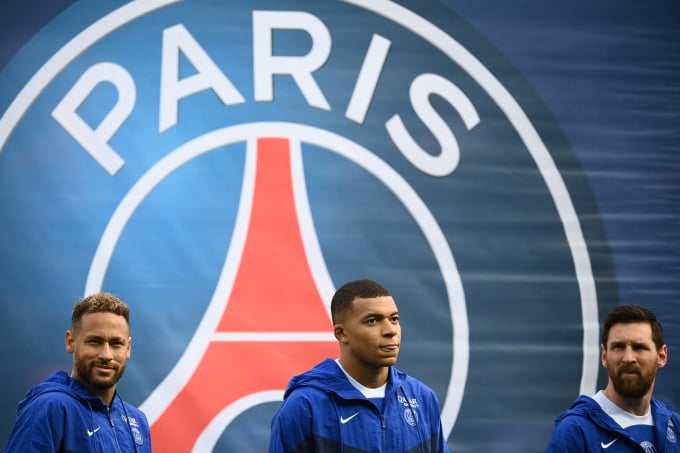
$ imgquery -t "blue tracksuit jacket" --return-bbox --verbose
[4,371,152,453]
[546,395,680,452]
[268,358,450,453]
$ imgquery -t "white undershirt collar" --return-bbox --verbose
[592,390,654,428]
[335,359,386,398]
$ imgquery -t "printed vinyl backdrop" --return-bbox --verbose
[1,1,678,451]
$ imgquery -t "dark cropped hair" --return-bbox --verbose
[71,292,130,332]
[601,304,664,350]
[330,279,391,324]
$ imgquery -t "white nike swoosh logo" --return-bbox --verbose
[87,427,101,437]
[340,412,359,424]
[601,438,618,448]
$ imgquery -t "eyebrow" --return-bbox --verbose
[362,311,399,320]
[84,334,128,342]
[609,340,651,348]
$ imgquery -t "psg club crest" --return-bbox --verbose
[0,0,613,450]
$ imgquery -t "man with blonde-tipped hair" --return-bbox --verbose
[5,292,152,452]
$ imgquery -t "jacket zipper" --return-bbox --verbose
[108,407,123,453]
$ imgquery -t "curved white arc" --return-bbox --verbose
[246,123,467,434]
[407,216,466,437]
[193,390,284,453]
[343,0,599,396]
[139,139,257,423]
[0,0,181,151]
[85,122,467,433]
[289,138,336,319]
[284,125,467,436]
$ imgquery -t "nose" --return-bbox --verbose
[98,343,114,361]
[621,345,637,363]
[381,320,399,337]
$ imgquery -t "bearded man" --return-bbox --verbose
[546,304,680,452]
[4,292,152,452]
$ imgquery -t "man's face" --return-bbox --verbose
[66,312,131,400]
[336,296,401,370]
[602,322,667,399]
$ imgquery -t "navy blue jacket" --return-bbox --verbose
[4,371,151,453]
[268,358,450,453]
[546,395,680,452]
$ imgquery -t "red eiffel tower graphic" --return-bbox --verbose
[149,137,338,452]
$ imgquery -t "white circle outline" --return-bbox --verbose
[85,122,469,438]
[0,0,599,446]
[342,0,599,396]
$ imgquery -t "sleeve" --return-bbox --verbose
[142,411,153,452]
[437,417,450,453]
[545,415,588,453]
[428,390,450,453]
[268,391,316,453]
[412,383,450,453]
[4,395,67,453]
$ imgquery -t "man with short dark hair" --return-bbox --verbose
[546,304,680,452]
[269,279,450,453]
[5,292,152,452]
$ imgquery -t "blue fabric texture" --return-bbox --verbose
[269,358,450,453]
[546,395,680,452]
[4,371,151,453]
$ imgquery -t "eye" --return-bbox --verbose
[365,318,377,325]
[391,316,400,323]
[110,339,127,348]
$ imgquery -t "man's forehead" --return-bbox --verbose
[351,296,398,314]
[608,322,653,341]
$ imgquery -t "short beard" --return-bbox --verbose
[75,361,125,392]
[610,365,656,399]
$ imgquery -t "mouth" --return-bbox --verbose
[380,344,399,352]
[618,368,640,377]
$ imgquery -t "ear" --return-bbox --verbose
[600,343,607,368]
[334,324,347,344]
[65,331,74,353]
[657,344,668,368]
[126,337,132,359]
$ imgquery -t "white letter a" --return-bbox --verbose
[159,24,245,133]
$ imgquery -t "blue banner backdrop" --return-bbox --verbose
[1,1,678,451]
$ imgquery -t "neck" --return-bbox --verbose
[338,359,389,388]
